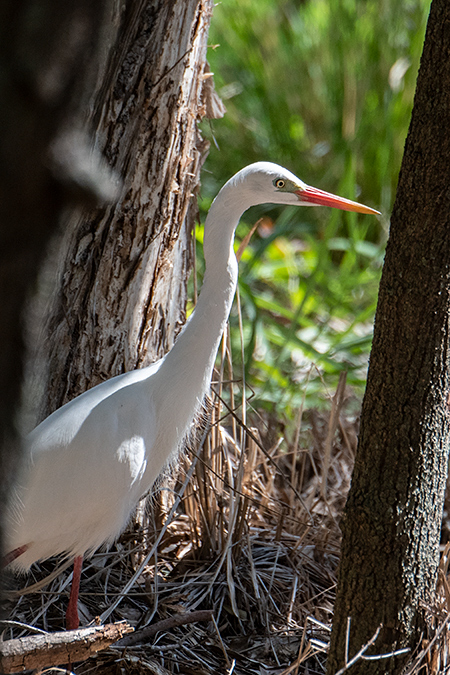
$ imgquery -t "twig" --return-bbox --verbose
[236,219,261,262]
[363,648,410,660]
[116,610,214,647]
[211,614,231,668]
[333,625,382,675]
[0,620,49,635]
[0,622,133,673]
[345,616,351,665]
[333,624,410,675]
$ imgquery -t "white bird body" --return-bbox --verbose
[9,366,157,567]
[6,162,378,578]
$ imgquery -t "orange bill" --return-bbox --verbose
[295,186,380,215]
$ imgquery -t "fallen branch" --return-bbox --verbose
[0,622,133,673]
[116,610,214,647]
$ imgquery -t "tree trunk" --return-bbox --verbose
[327,2,450,673]
[34,0,215,420]
[0,0,113,594]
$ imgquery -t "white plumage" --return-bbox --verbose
[6,163,378,624]
[9,366,160,567]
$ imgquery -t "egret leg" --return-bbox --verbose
[66,555,83,630]
[2,544,29,567]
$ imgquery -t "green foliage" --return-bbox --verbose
[198,0,429,413]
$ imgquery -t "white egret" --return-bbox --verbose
[6,162,379,629]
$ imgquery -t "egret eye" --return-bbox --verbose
[275,179,285,189]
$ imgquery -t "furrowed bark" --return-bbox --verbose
[327,2,450,673]
[36,0,215,419]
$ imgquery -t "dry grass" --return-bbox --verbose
[5,360,450,673]
[3,353,359,674]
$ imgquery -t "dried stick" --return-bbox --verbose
[0,622,133,673]
[116,610,214,647]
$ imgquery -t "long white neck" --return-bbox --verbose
[150,181,251,438]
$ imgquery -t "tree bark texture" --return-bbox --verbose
[37,0,215,420]
[0,623,133,673]
[327,2,450,673]
[0,0,112,596]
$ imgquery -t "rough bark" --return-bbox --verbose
[35,0,215,420]
[0,623,133,673]
[327,2,450,673]
[0,0,113,602]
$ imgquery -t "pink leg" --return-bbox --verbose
[65,555,83,630]
[2,544,29,568]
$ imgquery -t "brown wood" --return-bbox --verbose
[0,622,133,673]
[34,0,216,420]
[327,1,450,673]
[116,609,214,646]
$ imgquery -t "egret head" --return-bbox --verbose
[231,162,380,215]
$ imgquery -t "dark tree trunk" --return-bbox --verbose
[0,0,113,599]
[327,2,450,673]
[34,0,215,421]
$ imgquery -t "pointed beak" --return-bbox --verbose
[295,185,380,215]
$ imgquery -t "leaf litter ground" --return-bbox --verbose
[4,373,450,674]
